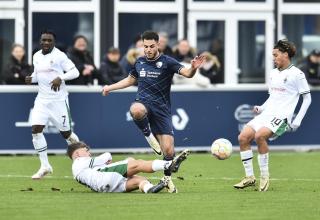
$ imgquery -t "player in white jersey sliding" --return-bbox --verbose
[234,39,312,192]
[67,142,190,193]
[25,30,80,179]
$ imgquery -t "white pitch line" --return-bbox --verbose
[0,174,320,182]
[0,174,73,179]
[208,177,320,182]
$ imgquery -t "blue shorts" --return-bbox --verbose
[135,101,174,136]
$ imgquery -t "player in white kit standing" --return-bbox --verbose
[25,30,80,179]
[233,39,312,191]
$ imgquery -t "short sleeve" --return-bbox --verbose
[167,56,184,74]
[129,61,138,78]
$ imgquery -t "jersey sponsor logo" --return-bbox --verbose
[234,104,255,132]
[271,87,286,92]
[146,71,161,78]
[156,62,163,68]
[140,69,146,77]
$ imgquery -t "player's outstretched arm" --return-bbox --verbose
[179,55,205,78]
[50,67,79,92]
[102,75,137,96]
[289,93,311,131]
[253,94,272,114]
[92,152,112,167]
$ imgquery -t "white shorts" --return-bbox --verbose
[31,98,72,131]
[77,169,127,193]
[246,114,289,140]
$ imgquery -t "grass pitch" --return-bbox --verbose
[0,151,320,220]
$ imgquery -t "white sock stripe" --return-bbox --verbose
[241,157,253,162]
[37,147,47,153]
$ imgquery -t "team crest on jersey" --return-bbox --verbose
[140,69,146,77]
[156,62,163,68]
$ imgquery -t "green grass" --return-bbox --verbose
[0,152,320,220]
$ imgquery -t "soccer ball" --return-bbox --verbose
[211,138,233,160]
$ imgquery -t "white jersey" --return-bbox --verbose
[71,153,127,192]
[32,47,76,100]
[262,65,310,121]
[72,152,113,177]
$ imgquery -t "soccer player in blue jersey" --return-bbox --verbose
[102,30,204,193]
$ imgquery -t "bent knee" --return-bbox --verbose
[130,103,147,119]
[32,125,45,134]
[238,133,252,144]
[127,157,135,162]
[254,133,268,142]
[60,130,71,139]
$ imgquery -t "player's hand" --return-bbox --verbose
[253,105,263,114]
[191,55,205,69]
[25,76,33,85]
[102,85,111,96]
[82,68,92,76]
[50,77,62,92]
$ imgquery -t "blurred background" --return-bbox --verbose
[0,0,320,84]
[0,0,320,152]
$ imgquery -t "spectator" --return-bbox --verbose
[158,32,173,57]
[199,51,223,84]
[209,38,224,64]
[172,61,211,87]
[120,48,144,75]
[100,47,127,85]
[298,49,320,86]
[67,35,101,85]
[3,44,32,84]
[172,39,196,63]
[209,38,224,75]
[127,34,144,51]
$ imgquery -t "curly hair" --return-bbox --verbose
[141,30,159,42]
[274,39,296,58]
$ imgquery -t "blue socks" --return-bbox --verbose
[133,115,151,136]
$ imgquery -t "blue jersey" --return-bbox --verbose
[129,54,183,107]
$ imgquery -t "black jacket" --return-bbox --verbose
[3,56,32,84]
[299,56,320,85]
[172,50,195,63]
[199,64,224,84]
[100,57,128,85]
[67,48,102,85]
